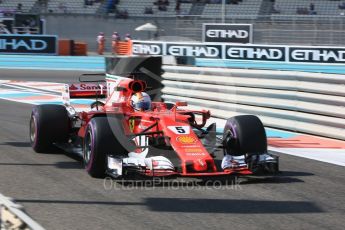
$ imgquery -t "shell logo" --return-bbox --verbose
[176,136,196,144]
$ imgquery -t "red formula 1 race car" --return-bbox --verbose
[29,74,279,179]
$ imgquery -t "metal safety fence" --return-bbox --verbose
[172,15,345,46]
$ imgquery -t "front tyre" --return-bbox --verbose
[223,115,267,156]
[83,117,127,178]
[30,104,70,153]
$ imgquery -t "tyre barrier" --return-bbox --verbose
[58,39,88,56]
[0,193,44,230]
[115,41,132,56]
[161,66,345,140]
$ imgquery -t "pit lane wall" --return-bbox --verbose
[131,41,345,140]
[161,65,345,141]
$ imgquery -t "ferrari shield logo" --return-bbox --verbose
[129,118,135,132]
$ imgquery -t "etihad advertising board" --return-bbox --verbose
[132,41,223,59]
[132,41,164,56]
[289,47,345,64]
[225,45,286,62]
[132,41,345,64]
[203,23,253,44]
[0,35,57,55]
[166,43,222,59]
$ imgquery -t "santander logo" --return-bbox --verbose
[69,84,78,90]
[69,83,106,91]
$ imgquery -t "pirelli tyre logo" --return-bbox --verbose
[203,23,253,44]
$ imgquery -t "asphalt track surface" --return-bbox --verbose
[0,69,344,230]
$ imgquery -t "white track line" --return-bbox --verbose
[269,147,345,167]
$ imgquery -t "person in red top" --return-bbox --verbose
[111,31,120,55]
[97,32,106,55]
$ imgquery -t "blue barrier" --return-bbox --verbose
[196,59,345,74]
[0,55,104,71]
[1,55,344,74]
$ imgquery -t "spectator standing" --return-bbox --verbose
[309,2,316,15]
[84,0,93,7]
[339,2,345,10]
[271,3,280,14]
[58,2,67,13]
[0,24,7,34]
[124,33,132,42]
[39,0,47,6]
[111,31,120,54]
[116,9,128,19]
[97,32,106,55]
[144,7,153,14]
[124,33,132,55]
[175,0,181,14]
[17,3,23,12]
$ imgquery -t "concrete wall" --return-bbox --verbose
[162,66,345,140]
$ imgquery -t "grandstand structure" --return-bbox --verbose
[274,0,345,17]
[0,0,345,46]
[0,0,344,18]
[0,0,37,12]
[202,0,262,19]
[46,0,102,14]
[109,0,193,17]
[0,0,102,14]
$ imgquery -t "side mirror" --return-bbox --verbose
[176,101,188,107]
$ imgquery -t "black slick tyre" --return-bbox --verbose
[83,117,128,178]
[30,104,70,153]
[223,115,267,156]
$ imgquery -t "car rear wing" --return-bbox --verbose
[62,82,107,106]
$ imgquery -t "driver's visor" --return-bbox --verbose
[133,101,151,111]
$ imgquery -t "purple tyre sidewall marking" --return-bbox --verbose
[224,120,238,155]
[225,120,237,138]
[31,109,39,148]
[85,120,96,171]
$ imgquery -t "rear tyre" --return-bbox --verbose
[30,104,70,153]
[223,115,267,156]
[83,117,129,178]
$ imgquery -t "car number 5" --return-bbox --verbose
[176,126,186,133]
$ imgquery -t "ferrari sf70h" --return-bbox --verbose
[30,73,279,179]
